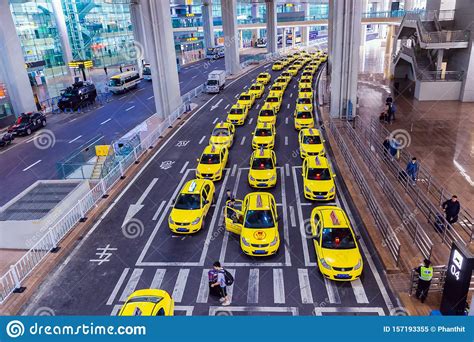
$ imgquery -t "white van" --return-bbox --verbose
[206,70,226,93]
[108,70,141,94]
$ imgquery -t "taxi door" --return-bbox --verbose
[225,200,243,235]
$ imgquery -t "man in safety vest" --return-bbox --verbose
[414,259,433,303]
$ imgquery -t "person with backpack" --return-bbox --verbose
[210,261,232,306]
[405,157,419,183]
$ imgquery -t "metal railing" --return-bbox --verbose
[408,265,474,295]
[329,121,402,265]
[342,121,433,260]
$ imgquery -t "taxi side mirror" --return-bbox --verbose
[356,235,361,241]
[197,158,200,162]
[172,199,176,204]
[333,174,336,178]
[204,200,210,205]
[323,139,326,143]
[313,234,320,240]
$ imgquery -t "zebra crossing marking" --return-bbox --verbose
[273,269,285,304]
[297,269,314,304]
[119,268,143,302]
[150,269,166,289]
[106,268,129,305]
[351,279,369,304]
[209,306,299,316]
[324,278,341,304]
[172,269,190,302]
[313,307,385,316]
[247,269,259,304]
[197,269,210,303]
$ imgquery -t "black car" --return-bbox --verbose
[57,81,97,111]
[8,112,47,136]
[0,132,14,147]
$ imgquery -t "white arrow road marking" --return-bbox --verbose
[211,99,223,111]
[121,178,158,227]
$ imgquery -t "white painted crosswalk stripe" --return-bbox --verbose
[196,269,210,303]
[248,118,253,125]
[150,269,166,289]
[107,268,129,305]
[119,268,143,302]
[226,269,236,301]
[273,269,285,304]
[247,269,259,304]
[324,278,341,304]
[199,136,206,144]
[172,269,190,303]
[351,279,369,303]
[298,269,314,304]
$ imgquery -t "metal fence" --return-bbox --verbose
[342,121,433,260]
[408,265,474,295]
[329,121,402,265]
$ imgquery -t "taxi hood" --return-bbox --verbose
[320,247,360,268]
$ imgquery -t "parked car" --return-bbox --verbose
[0,132,14,147]
[58,81,97,111]
[8,112,47,136]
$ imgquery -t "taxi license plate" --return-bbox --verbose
[316,195,325,199]
[253,250,268,254]
[258,183,267,187]
[177,228,188,232]
[335,274,351,279]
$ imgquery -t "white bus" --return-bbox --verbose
[108,70,141,94]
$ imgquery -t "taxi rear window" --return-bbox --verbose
[303,135,321,144]
[255,128,272,136]
[267,97,278,103]
[230,108,243,114]
[321,228,356,249]
[251,157,273,170]
[296,111,312,119]
[307,168,331,180]
[240,95,251,101]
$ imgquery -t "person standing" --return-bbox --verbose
[442,195,460,224]
[104,66,108,75]
[211,261,231,306]
[405,157,419,183]
[385,95,393,106]
[414,259,433,303]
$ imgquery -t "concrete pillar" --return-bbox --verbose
[329,0,362,119]
[404,0,414,11]
[291,27,296,48]
[202,0,215,49]
[130,0,149,75]
[139,0,181,118]
[51,0,73,67]
[221,0,241,75]
[0,0,36,115]
[360,0,368,47]
[281,28,287,50]
[265,0,277,54]
[251,3,259,45]
[239,30,244,49]
[436,49,444,71]
[300,2,310,46]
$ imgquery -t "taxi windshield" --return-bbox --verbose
[282,72,291,77]
[258,74,267,79]
[321,228,356,249]
[250,85,261,90]
[307,168,331,180]
[244,210,275,228]
[229,108,243,114]
[260,110,274,117]
[174,193,201,210]
[200,153,220,164]
[255,128,272,136]
[212,128,229,136]
[296,111,312,119]
[301,88,312,92]
[272,86,282,91]
[267,97,278,103]
[239,95,251,101]
[251,157,274,170]
[297,98,312,104]
[303,135,321,144]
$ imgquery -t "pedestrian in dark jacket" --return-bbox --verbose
[414,259,433,303]
[442,195,460,224]
[386,103,394,124]
[406,157,419,182]
[385,95,393,106]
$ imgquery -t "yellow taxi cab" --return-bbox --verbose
[237,92,256,110]
[293,61,303,70]
[264,93,282,113]
[304,66,316,75]
[256,72,271,85]
[196,144,228,181]
[296,97,313,113]
[274,77,289,91]
[252,122,276,149]
[299,128,325,158]
[280,71,293,83]
[310,206,363,281]
[225,192,280,256]
[169,179,215,234]
[248,83,265,99]
[299,77,312,89]
[298,86,313,100]
[287,65,299,76]
[272,61,285,71]
[280,57,290,66]
[319,55,328,62]
[209,121,235,148]
[286,55,296,63]
[302,156,336,201]
[301,71,314,81]
[257,104,277,126]
[270,84,285,98]
[294,109,315,130]
[119,289,174,316]
[226,103,248,126]
[248,148,277,188]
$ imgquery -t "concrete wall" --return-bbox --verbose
[415,80,462,101]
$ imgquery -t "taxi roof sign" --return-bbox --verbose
[309,128,314,135]
[315,156,321,166]
[188,181,197,192]
[330,211,341,226]
[259,146,265,156]
[256,195,263,208]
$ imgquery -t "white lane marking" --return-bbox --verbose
[152,200,167,221]
[100,118,111,125]
[147,95,154,100]
[172,269,190,303]
[211,99,223,111]
[280,167,292,266]
[290,93,293,98]
[68,135,82,144]
[285,136,288,145]
[240,136,246,145]
[324,278,341,304]
[119,268,143,302]
[180,161,190,174]
[70,118,78,122]
[196,269,210,303]
[351,279,369,304]
[212,117,219,124]
[247,268,259,304]
[298,269,314,304]
[22,160,42,172]
[226,269,236,301]
[192,75,197,78]
[248,118,253,125]
[125,106,135,112]
[287,103,290,109]
[26,136,39,143]
[106,268,130,305]
[289,206,296,227]
[243,85,248,89]
[285,117,289,124]
[231,164,238,177]
[225,104,230,110]
[256,104,260,109]
[234,93,240,98]
[273,268,285,304]
[110,305,122,316]
[293,84,296,88]
[199,136,206,144]
[118,95,127,100]
[150,269,166,289]
[285,163,290,177]
[137,88,145,92]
